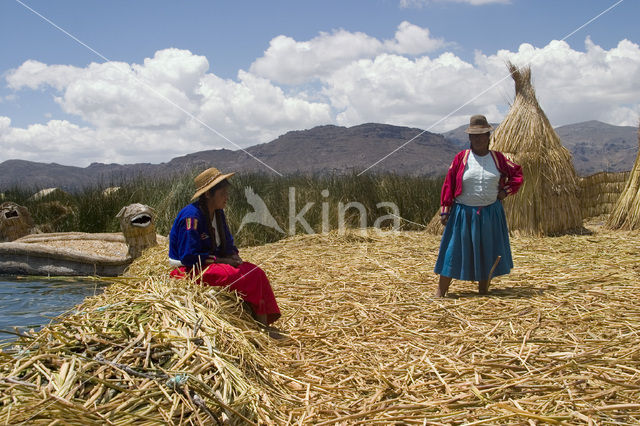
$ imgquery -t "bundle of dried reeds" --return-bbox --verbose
[0,252,293,424]
[3,225,640,423]
[249,227,640,423]
[607,123,640,229]
[490,63,583,235]
[425,209,444,235]
[580,171,630,219]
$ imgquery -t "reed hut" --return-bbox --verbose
[0,202,34,242]
[607,122,640,230]
[490,63,582,235]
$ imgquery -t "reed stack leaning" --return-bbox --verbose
[607,121,640,229]
[490,62,583,235]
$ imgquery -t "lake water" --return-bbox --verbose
[0,278,107,343]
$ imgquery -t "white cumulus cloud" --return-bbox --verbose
[249,22,445,85]
[476,37,640,127]
[325,52,504,132]
[2,30,639,168]
[321,37,640,132]
[3,49,331,166]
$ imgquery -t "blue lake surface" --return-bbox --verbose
[0,278,107,343]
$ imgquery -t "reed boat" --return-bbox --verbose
[0,203,161,277]
[0,232,133,276]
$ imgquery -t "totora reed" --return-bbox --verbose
[607,122,640,230]
[490,63,583,235]
[2,222,640,423]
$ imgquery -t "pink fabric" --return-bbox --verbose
[440,149,523,215]
[170,262,281,324]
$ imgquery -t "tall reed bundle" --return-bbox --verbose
[607,122,640,229]
[579,171,630,219]
[490,63,583,235]
[425,208,444,235]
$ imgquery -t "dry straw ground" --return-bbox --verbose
[2,221,640,424]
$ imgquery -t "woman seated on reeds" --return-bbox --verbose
[168,167,281,326]
[435,115,523,297]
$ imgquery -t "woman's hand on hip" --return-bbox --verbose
[497,189,507,200]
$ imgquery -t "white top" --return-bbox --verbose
[455,151,500,207]
[212,218,221,247]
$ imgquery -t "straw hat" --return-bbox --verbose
[465,114,494,134]
[191,167,235,201]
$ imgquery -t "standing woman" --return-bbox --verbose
[169,167,281,326]
[434,115,523,297]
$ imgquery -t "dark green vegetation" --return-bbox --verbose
[3,173,443,247]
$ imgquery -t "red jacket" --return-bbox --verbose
[440,149,523,215]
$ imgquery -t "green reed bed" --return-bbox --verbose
[3,173,443,247]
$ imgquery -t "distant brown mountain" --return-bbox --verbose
[445,119,638,175]
[0,120,637,191]
[554,120,638,175]
[244,123,458,175]
[0,123,459,191]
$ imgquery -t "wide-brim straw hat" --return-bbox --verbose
[191,167,235,201]
[465,114,494,134]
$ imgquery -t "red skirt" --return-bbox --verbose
[170,262,281,324]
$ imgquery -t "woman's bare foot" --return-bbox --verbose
[436,275,452,297]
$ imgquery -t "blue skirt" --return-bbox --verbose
[434,200,513,281]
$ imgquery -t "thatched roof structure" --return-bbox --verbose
[489,63,583,235]
[607,122,640,229]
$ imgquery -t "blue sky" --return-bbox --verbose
[1,0,638,167]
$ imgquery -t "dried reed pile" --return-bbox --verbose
[0,254,293,424]
[607,123,640,230]
[425,209,444,235]
[3,225,640,423]
[253,228,640,423]
[491,63,583,235]
[579,171,630,219]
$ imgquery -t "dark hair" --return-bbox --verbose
[206,179,231,197]
[198,179,230,255]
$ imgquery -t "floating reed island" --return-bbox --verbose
[2,222,640,424]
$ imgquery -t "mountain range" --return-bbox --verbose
[0,120,637,191]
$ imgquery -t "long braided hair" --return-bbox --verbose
[197,179,231,255]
